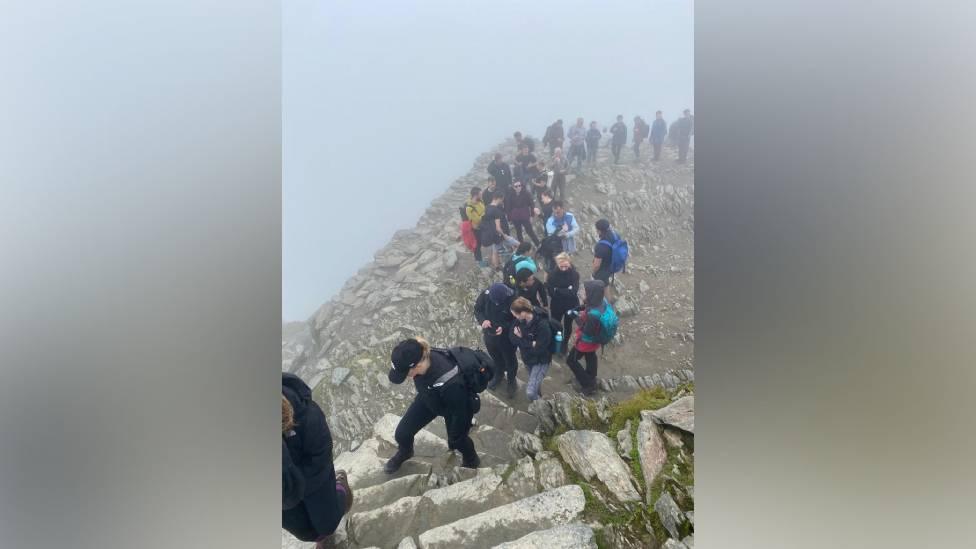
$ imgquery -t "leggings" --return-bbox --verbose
[511,218,540,246]
[566,346,598,392]
[394,393,477,462]
[611,142,624,163]
[473,227,483,261]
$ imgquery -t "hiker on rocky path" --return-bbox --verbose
[504,180,541,247]
[650,111,668,161]
[480,192,520,270]
[633,116,649,161]
[487,153,513,192]
[585,121,602,165]
[474,282,520,399]
[675,109,694,163]
[565,280,616,396]
[542,119,564,153]
[537,188,555,237]
[545,200,580,255]
[465,186,486,266]
[513,131,535,154]
[282,373,353,548]
[530,171,548,205]
[550,148,568,200]
[546,252,581,350]
[609,115,628,164]
[514,144,537,186]
[515,268,548,310]
[384,337,482,473]
[592,218,616,285]
[566,117,587,172]
[481,177,499,209]
[508,297,555,402]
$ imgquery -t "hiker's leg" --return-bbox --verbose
[565,347,589,388]
[526,362,550,401]
[484,334,506,383]
[522,221,540,247]
[282,503,319,542]
[583,350,599,391]
[562,314,574,347]
[501,340,519,383]
[394,398,437,452]
[473,230,483,262]
[441,386,477,461]
[513,221,525,243]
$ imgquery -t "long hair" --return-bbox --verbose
[281,395,296,434]
[412,336,432,362]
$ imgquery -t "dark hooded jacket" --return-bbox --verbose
[488,159,513,190]
[574,280,607,353]
[516,274,549,309]
[509,306,554,366]
[474,286,516,338]
[282,373,344,540]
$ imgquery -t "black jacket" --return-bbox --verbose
[392,350,478,452]
[610,122,628,145]
[585,128,602,148]
[282,373,343,540]
[488,160,513,189]
[509,307,554,365]
[517,278,549,309]
[546,266,581,312]
[474,289,515,338]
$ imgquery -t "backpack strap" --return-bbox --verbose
[431,365,460,388]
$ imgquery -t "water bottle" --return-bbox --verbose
[554,331,564,354]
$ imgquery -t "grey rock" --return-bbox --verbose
[397,537,419,549]
[637,411,668,499]
[353,473,428,513]
[654,491,689,540]
[616,419,633,459]
[503,456,539,500]
[492,523,597,548]
[442,249,457,270]
[331,367,351,386]
[556,430,641,502]
[682,534,695,547]
[651,396,694,434]
[536,457,568,491]
[509,430,544,458]
[662,540,689,549]
[417,485,586,549]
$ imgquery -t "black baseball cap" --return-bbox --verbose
[389,338,424,384]
[595,219,611,232]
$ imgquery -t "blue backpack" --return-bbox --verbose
[582,299,619,345]
[599,231,629,274]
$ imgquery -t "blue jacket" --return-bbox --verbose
[650,119,668,144]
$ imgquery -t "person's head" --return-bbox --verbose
[540,189,553,203]
[512,180,524,193]
[470,186,482,201]
[634,116,640,123]
[487,177,496,190]
[552,200,565,217]
[555,252,573,271]
[282,395,295,433]
[584,280,606,308]
[488,282,514,305]
[514,131,523,141]
[389,337,432,383]
[656,110,663,119]
[576,117,584,127]
[683,109,691,117]
[520,143,529,154]
[590,121,598,128]
[491,193,504,205]
[617,115,623,122]
[556,119,563,126]
[516,268,535,288]
[595,218,611,238]
[494,152,503,162]
[510,296,535,321]
[515,241,533,256]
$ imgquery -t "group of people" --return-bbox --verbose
[282,112,687,546]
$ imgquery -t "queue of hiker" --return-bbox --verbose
[285,114,685,546]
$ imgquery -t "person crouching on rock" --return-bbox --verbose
[384,337,481,473]
[509,297,554,401]
[282,373,354,548]
[474,282,520,399]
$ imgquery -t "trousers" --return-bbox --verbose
[394,391,477,461]
[566,346,598,392]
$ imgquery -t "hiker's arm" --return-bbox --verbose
[495,218,504,235]
[592,257,602,272]
[474,292,488,324]
[282,439,305,509]
[564,218,579,238]
[298,401,333,484]
[538,284,549,308]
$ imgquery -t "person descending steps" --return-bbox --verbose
[384,337,491,474]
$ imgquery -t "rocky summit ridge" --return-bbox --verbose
[283,137,694,548]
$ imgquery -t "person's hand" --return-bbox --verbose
[495,326,503,336]
[533,208,541,216]
[563,223,569,233]
[481,320,492,330]
[513,326,522,338]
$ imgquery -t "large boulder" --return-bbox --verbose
[637,411,668,499]
[556,430,641,502]
[651,396,694,434]
[492,523,597,548]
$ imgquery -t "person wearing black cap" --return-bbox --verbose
[592,219,615,285]
[473,282,519,399]
[385,337,481,473]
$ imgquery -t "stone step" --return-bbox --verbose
[415,485,586,549]
[346,471,517,549]
[491,523,598,549]
[353,473,430,514]
[333,438,434,491]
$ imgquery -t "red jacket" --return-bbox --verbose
[573,308,602,353]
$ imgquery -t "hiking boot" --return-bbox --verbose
[461,453,481,469]
[506,378,518,399]
[384,448,414,474]
[335,469,353,513]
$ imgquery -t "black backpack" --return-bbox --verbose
[432,347,494,394]
[459,204,469,222]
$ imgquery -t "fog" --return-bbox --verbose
[283,0,693,321]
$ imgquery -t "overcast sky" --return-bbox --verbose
[283,0,693,321]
